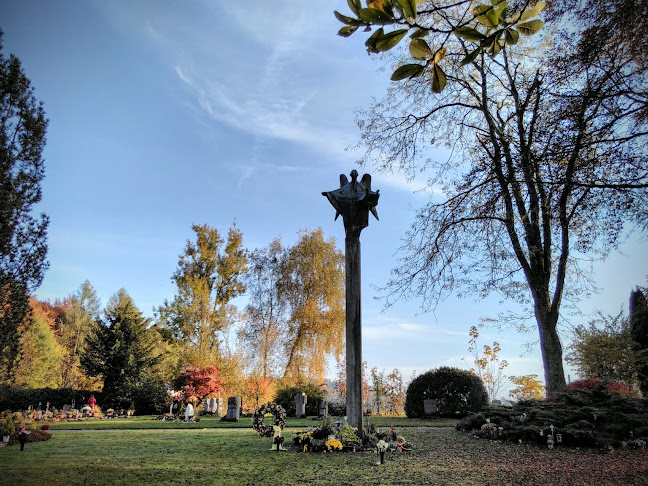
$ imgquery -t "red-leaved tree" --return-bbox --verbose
[173,366,223,404]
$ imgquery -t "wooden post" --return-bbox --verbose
[322,170,379,435]
[346,235,362,431]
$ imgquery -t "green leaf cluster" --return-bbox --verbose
[455,1,545,65]
[334,0,546,93]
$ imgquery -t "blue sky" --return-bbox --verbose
[2,0,646,394]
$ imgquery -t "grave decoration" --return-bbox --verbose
[270,425,287,451]
[253,403,287,438]
[293,418,412,454]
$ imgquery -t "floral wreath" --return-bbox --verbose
[253,403,286,438]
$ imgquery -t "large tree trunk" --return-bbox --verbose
[534,301,566,396]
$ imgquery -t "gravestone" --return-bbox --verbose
[203,398,215,413]
[294,392,307,418]
[318,400,328,417]
[214,398,224,417]
[226,397,241,421]
[423,399,438,415]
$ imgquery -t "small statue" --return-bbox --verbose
[322,170,379,238]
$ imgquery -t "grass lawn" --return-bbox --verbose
[1,427,646,485]
[45,415,458,430]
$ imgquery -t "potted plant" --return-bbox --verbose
[3,415,15,443]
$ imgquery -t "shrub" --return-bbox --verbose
[0,385,103,411]
[129,376,169,415]
[405,367,489,418]
[565,378,638,397]
[3,415,15,436]
[328,402,346,416]
[457,383,648,449]
[274,381,326,417]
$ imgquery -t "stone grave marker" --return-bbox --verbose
[423,398,438,415]
[226,397,241,421]
[318,399,328,417]
[294,392,307,418]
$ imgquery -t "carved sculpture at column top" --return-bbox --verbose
[322,170,380,238]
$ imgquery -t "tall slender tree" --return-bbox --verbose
[279,228,345,383]
[156,223,247,366]
[239,238,287,378]
[0,31,49,384]
[59,280,100,388]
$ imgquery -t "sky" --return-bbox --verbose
[2,0,646,396]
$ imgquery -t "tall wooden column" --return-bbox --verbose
[322,170,379,434]
[345,235,362,431]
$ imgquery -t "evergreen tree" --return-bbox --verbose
[81,289,159,408]
[0,30,49,384]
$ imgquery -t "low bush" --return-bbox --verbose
[328,402,346,416]
[7,429,52,446]
[457,379,648,449]
[0,385,103,410]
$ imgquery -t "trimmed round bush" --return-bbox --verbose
[405,367,488,418]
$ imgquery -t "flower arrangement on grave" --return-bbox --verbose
[340,423,362,448]
[365,424,413,453]
[253,403,286,438]
[325,438,343,451]
[293,430,314,451]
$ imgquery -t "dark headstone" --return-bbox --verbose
[226,397,241,421]
[423,399,438,415]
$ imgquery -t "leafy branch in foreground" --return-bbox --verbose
[335,0,546,92]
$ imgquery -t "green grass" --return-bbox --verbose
[45,415,458,430]
[2,427,646,485]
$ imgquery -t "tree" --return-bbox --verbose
[385,368,406,415]
[13,312,63,389]
[566,312,644,389]
[508,374,545,400]
[0,30,49,384]
[336,1,648,395]
[81,289,159,408]
[630,287,648,394]
[333,358,370,407]
[239,239,287,378]
[58,280,101,388]
[370,367,386,415]
[156,223,247,366]
[242,373,275,411]
[172,365,223,404]
[465,326,508,401]
[279,228,345,383]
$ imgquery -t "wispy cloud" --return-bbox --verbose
[363,315,464,342]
